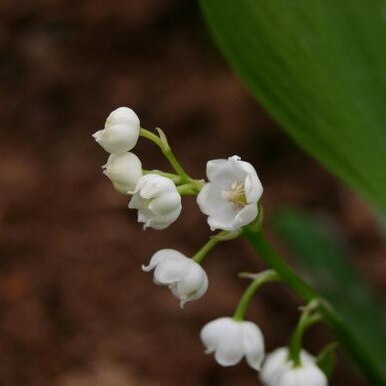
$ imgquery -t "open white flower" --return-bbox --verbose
[273,362,327,386]
[261,347,315,385]
[197,156,263,231]
[200,317,265,370]
[142,249,208,307]
[93,107,140,153]
[129,174,182,230]
[102,152,142,194]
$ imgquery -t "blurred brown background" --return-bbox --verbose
[0,1,385,385]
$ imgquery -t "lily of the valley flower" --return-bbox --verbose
[142,249,208,307]
[93,107,140,153]
[102,152,142,194]
[200,317,265,370]
[260,347,327,386]
[274,363,327,386]
[197,156,263,231]
[129,174,182,230]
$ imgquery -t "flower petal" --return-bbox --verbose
[142,249,186,284]
[233,203,258,229]
[241,321,265,371]
[275,364,328,386]
[244,173,263,204]
[200,317,235,354]
[300,349,316,365]
[153,256,187,284]
[105,107,140,128]
[146,205,182,230]
[206,157,246,187]
[260,347,290,385]
[207,206,238,231]
[148,192,181,215]
[92,130,103,142]
[102,124,139,153]
[214,326,244,366]
[128,194,143,210]
[103,152,142,191]
[175,261,208,303]
[201,318,245,367]
[196,183,227,216]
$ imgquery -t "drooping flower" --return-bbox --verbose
[129,174,182,230]
[273,362,328,386]
[142,249,208,307]
[93,107,140,153]
[260,347,315,385]
[197,156,263,231]
[102,152,142,194]
[200,317,265,370]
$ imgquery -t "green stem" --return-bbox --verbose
[140,128,190,182]
[316,341,339,378]
[289,307,321,366]
[233,270,279,321]
[142,169,182,184]
[193,230,230,264]
[243,228,386,386]
[177,182,201,195]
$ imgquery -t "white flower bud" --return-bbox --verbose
[142,249,208,308]
[129,174,182,230]
[197,156,263,231]
[261,347,315,385]
[200,317,265,371]
[93,107,140,153]
[105,107,139,128]
[102,152,142,194]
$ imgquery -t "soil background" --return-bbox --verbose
[0,1,385,385]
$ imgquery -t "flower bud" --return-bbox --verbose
[200,317,265,371]
[129,174,182,230]
[142,249,208,307]
[93,107,140,153]
[102,152,142,194]
[197,156,263,231]
[105,107,139,128]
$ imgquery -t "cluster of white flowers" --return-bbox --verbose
[93,107,330,385]
[94,108,263,232]
[93,107,182,229]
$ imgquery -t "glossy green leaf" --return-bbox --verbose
[271,208,386,376]
[200,0,386,214]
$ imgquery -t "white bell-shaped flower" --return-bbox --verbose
[102,152,142,194]
[93,107,140,153]
[261,347,315,385]
[200,317,265,370]
[197,156,263,231]
[142,249,208,307]
[129,174,182,230]
[273,362,328,386]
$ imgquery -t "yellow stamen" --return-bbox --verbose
[221,181,247,210]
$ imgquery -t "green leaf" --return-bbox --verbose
[271,208,386,378]
[200,0,386,215]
